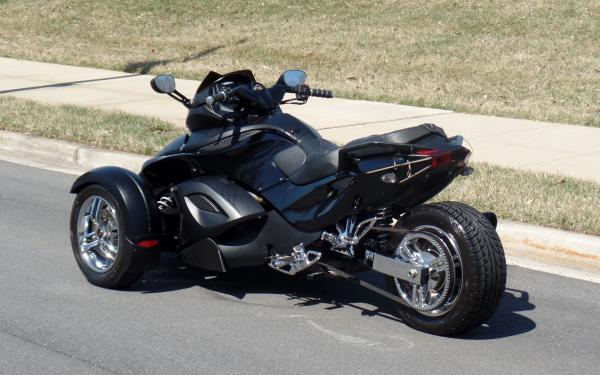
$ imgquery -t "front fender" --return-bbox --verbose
[71,166,161,271]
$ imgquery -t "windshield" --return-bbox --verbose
[196,70,255,92]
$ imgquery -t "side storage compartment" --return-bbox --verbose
[175,176,265,271]
[176,176,265,242]
[175,176,322,271]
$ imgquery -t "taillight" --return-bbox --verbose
[137,239,160,248]
[416,149,453,168]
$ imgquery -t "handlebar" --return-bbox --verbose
[205,91,228,105]
[205,84,334,110]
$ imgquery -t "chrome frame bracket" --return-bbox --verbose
[365,250,428,284]
[268,243,322,276]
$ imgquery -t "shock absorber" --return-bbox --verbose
[157,191,178,214]
[374,207,393,251]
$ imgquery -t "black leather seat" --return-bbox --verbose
[344,123,445,147]
[274,138,340,185]
[273,124,445,185]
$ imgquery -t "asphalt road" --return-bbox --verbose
[1,160,599,375]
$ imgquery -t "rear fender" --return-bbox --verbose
[482,211,498,228]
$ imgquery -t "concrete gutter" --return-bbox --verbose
[1,129,599,282]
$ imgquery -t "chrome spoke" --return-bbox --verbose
[81,239,99,252]
[82,214,93,234]
[411,284,418,306]
[80,231,96,241]
[102,240,118,260]
[90,197,102,224]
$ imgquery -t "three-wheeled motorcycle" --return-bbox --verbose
[69,69,506,335]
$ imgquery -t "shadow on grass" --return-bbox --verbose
[128,254,536,339]
[124,38,247,74]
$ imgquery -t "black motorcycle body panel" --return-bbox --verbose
[174,175,320,270]
[175,175,265,245]
[71,166,161,240]
[186,70,257,130]
[71,71,471,272]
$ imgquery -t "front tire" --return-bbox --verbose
[70,185,142,288]
[385,202,506,335]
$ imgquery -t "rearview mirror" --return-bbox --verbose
[278,70,307,87]
[150,75,176,94]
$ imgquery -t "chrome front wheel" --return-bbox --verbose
[76,195,120,273]
[70,185,144,288]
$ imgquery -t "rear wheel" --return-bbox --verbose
[385,202,506,335]
[70,185,142,288]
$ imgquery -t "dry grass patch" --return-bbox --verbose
[1,1,600,127]
[436,163,600,236]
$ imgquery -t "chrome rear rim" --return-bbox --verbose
[76,195,119,273]
[393,225,463,317]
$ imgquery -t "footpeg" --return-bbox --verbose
[268,243,321,276]
[321,216,378,257]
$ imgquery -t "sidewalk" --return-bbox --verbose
[2,56,600,183]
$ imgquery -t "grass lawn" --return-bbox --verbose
[0,96,180,155]
[1,1,600,127]
[1,95,599,236]
[435,163,600,237]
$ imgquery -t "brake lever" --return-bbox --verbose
[280,98,308,105]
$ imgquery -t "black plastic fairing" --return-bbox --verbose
[178,238,227,272]
[177,210,321,270]
[176,176,265,246]
[156,134,188,157]
[187,71,257,130]
[173,173,322,270]
[70,166,160,241]
[261,128,471,231]
[196,70,255,92]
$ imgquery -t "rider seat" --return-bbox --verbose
[274,124,445,185]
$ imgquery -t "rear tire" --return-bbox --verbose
[70,185,142,288]
[385,202,506,335]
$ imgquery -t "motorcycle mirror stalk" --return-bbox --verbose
[150,75,192,108]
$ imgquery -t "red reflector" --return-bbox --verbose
[137,239,160,248]
[416,149,453,168]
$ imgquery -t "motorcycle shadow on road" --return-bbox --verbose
[455,287,536,340]
[129,254,536,339]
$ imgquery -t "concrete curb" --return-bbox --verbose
[1,129,599,282]
[0,130,146,174]
[497,221,600,282]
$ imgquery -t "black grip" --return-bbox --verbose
[310,88,334,98]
